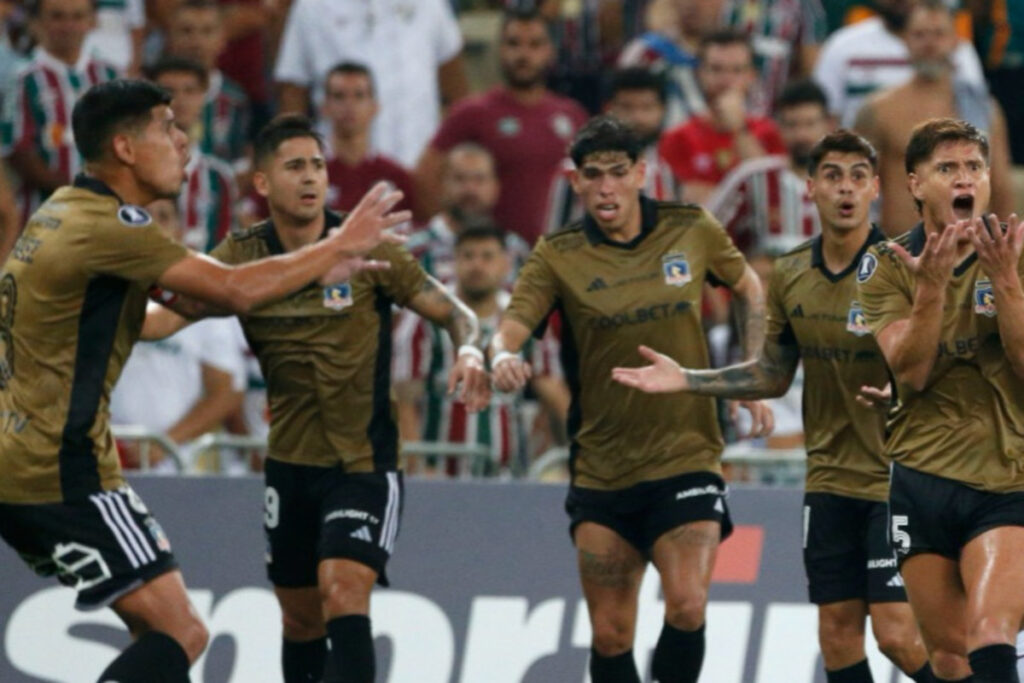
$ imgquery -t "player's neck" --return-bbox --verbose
[458,288,501,318]
[910,71,953,91]
[600,210,642,243]
[331,131,370,166]
[505,83,547,105]
[83,166,155,206]
[272,210,326,252]
[821,222,871,273]
[43,44,82,67]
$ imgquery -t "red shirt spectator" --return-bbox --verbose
[659,115,786,185]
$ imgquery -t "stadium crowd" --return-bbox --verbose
[0,0,1021,479]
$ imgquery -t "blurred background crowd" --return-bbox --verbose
[0,0,1021,482]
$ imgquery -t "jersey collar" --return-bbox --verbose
[262,208,344,255]
[582,194,658,249]
[73,173,124,204]
[810,223,885,282]
[906,221,978,276]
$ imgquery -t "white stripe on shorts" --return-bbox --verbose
[109,492,157,563]
[90,493,140,569]
[380,473,400,553]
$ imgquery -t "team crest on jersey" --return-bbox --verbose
[974,279,997,317]
[846,301,870,337]
[551,113,574,139]
[497,116,521,137]
[118,205,152,227]
[662,253,691,287]
[323,282,353,311]
[857,253,877,283]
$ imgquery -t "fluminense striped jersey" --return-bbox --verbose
[392,290,563,474]
[1,48,118,225]
[178,147,237,253]
[200,70,250,170]
[706,155,820,254]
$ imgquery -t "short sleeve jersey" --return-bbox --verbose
[504,197,748,490]
[858,224,1024,493]
[0,176,188,503]
[766,228,890,501]
[209,210,427,472]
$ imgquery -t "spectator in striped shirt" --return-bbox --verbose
[393,222,568,477]
[707,79,832,254]
[147,57,237,252]
[165,0,251,175]
[1,0,118,226]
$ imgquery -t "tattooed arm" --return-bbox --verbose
[405,276,489,411]
[730,264,767,362]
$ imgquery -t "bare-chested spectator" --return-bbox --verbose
[854,0,1013,236]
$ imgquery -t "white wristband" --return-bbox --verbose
[490,350,521,368]
[457,345,484,362]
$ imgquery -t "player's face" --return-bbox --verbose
[674,0,726,37]
[808,152,879,232]
[777,103,832,170]
[905,8,957,79]
[570,151,646,232]
[322,73,378,138]
[607,90,665,144]
[909,140,990,232]
[155,71,206,133]
[455,238,508,300]
[442,151,499,217]
[35,0,94,60]
[698,43,755,102]
[256,137,328,225]
[168,8,223,69]
[128,105,190,200]
[499,19,553,89]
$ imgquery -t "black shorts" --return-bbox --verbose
[565,471,733,555]
[0,486,177,610]
[889,462,1024,564]
[803,492,906,605]
[264,458,403,588]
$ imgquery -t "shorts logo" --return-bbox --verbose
[974,279,997,317]
[886,572,904,588]
[846,301,870,337]
[662,253,691,287]
[118,205,152,227]
[52,542,112,591]
[323,282,353,311]
[144,518,171,553]
[857,253,877,283]
[676,484,723,500]
[350,526,373,543]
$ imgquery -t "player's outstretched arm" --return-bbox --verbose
[154,183,409,317]
[488,318,534,394]
[968,214,1024,379]
[405,276,490,412]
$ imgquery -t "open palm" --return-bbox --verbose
[611,345,688,393]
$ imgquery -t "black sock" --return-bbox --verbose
[589,648,640,683]
[651,622,705,683]
[968,644,1018,683]
[326,615,374,683]
[97,631,190,683]
[282,637,327,683]
[909,661,937,683]
[825,658,874,683]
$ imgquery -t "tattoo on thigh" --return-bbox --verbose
[578,550,642,588]
[665,525,719,547]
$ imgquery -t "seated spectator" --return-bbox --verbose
[707,79,832,253]
[407,144,530,284]
[82,0,144,74]
[2,0,117,226]
[111,200,245,471]
[415,7,587,245]
[854,0,1012,237]
[618,0,721,127]
[274,0,468,167]
[393,222,568,477]
[812,0,986,127]
[546,66,680,233]
[147,57,237,252]
[659,30,787,206]
[166,0,251,174]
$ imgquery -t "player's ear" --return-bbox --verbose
[253,170,270,198]
[870,174,880,201]
[907,172,922,204]
[568,168,582,195]
[633,158,647,187]
[111,133,136,166]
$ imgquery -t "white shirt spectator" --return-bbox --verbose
[227,318,269,440]
[274,0,463,167]
[82,0,145,72]
[813,16,986,128]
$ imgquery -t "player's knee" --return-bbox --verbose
[966,614,1017,648]
[663,592,707,632]
[281,607,325,641]
[590,618,634,657]
[177,615,210,664]
[929,649,970,680]
[871,624,915,664]
[319,572,372,617]
[817,612,863,660]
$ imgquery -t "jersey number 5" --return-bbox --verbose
[891,514,911,553]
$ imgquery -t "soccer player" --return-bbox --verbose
[857,117,1024,682]
[489,115,770,683]
[142,114,490,683]
[0,79,406,683]
[611,130,936,683]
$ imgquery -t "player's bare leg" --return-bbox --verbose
[575,522,646,682]
[818,599,869,671]
[275,585,328,682]
[649,520,720,683]
[99,570,209,682]
[318,558,378,683]
[960,526,1024,681]
[901,554,971,680]
[868,602,929,675]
